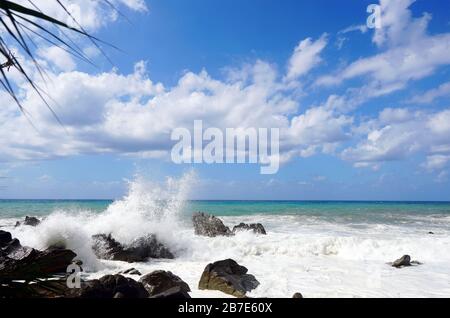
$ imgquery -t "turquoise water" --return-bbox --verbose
[1,199,450,222]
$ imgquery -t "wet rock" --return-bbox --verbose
[0,273,148,298]
[232,223,266,235]
[428,231,434,235]
[66,275,149,298]
[292,292,303,298]
[121,268,142,275]
[1,230,77,282]
[192,212,232,237]
[150,286,191,299]
[98,274,149,298]
[0,230,12,247]
[198,259,260,297]
[92,233,174,263]
[392,255,411,268]
[0,279,71,298]
[1,247,77,282]
[23,216,41,227]
[139,270,190,296]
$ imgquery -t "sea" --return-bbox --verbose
[1,175,450,298]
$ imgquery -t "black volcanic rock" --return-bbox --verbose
[232,223,266,235]
[0,230,13,248]
[0,231,77,283]
[92,233,174,262]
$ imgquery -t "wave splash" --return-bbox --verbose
[10,171,196,271]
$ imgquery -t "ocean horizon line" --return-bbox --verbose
[1,198,450,204]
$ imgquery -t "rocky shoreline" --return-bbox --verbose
[1,213,422,298]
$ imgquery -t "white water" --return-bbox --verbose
[2,173,450,298]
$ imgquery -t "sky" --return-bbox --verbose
[1,0,450,200]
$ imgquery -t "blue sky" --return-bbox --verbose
[1,0,450,200]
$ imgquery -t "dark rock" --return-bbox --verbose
[232,223,266,235]
[198,259,259,297]
[0,274,149,299]
[0,279,71,298]
[121,268,141,276]
[23,216,40,227]
[0,231,77,282]
[139,270,190,296]
[0,247,77,282]
[92,234,122,259]
[150,286,191,299]
[192,212,232,237]
[392,255,411,268]
[1,238,23,255]
[127,235,175,260]
[92,234,174,262]
[292,292,303,298]
[0,230,12,247]
[428,231,434,235]
[99,274,149,298]
[15,221,20,227]
[66,275,149,298]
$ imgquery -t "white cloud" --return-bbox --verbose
[0,44,357,167]
[285,35,328,81]
[339,24,368,35]
[316,0,450,90]
[342,109,450,172]
[13,0,148,31]
[422,155,450,172]
[287,106,353,152]
[1,0,450,185]
[409,82,450,104]
[37,46,77,72]
[373,0,429,47]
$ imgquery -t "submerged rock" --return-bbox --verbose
[198,259,260,297]
[121,268,142,276]
[92,233,174,262]
[392,255,412,268]
[14,216,41,227]
[24,216,41,226]
[192,212,232,237]
[139,270,190,296]
[232,223,266,235]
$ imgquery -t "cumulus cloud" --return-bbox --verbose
[1,53,352,163]
[37,46,77,72]
[1,0,450,185]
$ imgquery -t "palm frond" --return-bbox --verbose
[0,0,118,126]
